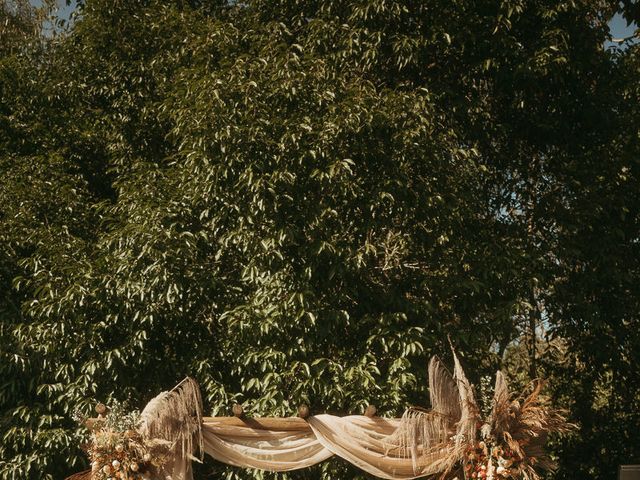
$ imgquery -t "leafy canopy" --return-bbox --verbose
[1,1,638,479]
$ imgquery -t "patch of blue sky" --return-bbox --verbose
[29,0,77,34]
[606,12,639,49]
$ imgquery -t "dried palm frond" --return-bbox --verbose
[442,349,480,477]
[429,356,462,421]
[383,406,454,473]
[384,353,479,477]
[63,470,92,480]
[451,349,480,448]
[494,379,574,480]
[489,370,511,439]
[138,377,204,479]
[385,348,573,480]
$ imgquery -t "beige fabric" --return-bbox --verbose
[69,353,565,480]
[203,419,331,471]
[202,415,447,479]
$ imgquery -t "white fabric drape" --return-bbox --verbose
[203,421,331,471]
[202,415,447,479]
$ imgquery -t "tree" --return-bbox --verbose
[0,1,638,479]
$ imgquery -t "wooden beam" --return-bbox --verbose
[203,416,312,432]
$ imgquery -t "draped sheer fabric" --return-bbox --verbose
[67,353,568,480]
[202,415,448,479]
[75,356,466,480]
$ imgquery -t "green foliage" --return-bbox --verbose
[1,0,639,479]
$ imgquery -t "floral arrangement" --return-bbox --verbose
[461,376,523,480]
[384,350,574,480]
[79,401,171,480]
[463,439,520,479]
[69,378,204,480]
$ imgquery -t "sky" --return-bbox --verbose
[609,11,637,39]
[55,0,75,20]
[607,11,639,48]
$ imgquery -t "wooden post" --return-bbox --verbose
[297,404,310,419]
[95,403,108,417]
[232,404,244,418]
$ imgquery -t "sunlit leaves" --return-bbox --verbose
[1,0,639,479]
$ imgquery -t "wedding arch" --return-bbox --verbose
[65,351,571,480]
